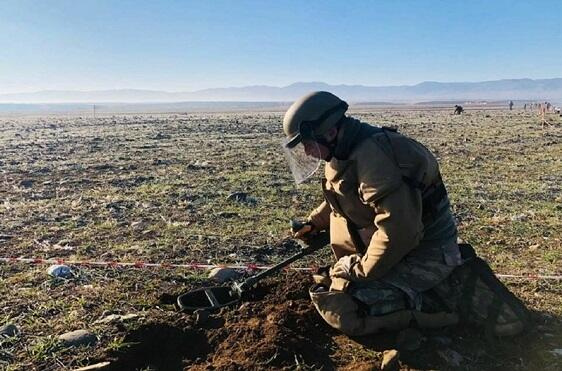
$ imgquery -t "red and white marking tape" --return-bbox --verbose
[0,256,560,280]
[0,257,313,272]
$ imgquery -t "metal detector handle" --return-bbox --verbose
[291,219,307,233]
[234,229,330,294]
[290,219,318,240]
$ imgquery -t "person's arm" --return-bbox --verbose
[330,184,424,283]
[308,201,331,231]
[350,183,424,280]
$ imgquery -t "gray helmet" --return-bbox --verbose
[283,91,348,148]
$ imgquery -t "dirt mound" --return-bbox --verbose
[107,272,353,370]
[200,279,337,369]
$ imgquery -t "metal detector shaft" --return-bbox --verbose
[232,230,329,294]
[177,220,330,312]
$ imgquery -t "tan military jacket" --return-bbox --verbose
[308,125,442,282]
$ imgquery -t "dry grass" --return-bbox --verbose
[0,108,560,370]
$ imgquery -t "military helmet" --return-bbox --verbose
[283,91,348,148]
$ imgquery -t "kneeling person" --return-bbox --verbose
[282,91,529,337]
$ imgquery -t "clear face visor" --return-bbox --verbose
[281,136,321,185]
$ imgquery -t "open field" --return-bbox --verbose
[1,108,561,370]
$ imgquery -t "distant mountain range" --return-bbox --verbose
[1,78,561,104]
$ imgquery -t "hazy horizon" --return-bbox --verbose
[1,0,561,95]
[1,78,561,106]
[3,77,562,95]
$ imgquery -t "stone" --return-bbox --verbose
[94,313,139,325]
[528,243,540,251]
[226,192,257,205]
[0,323,19,337]
[47,264,73,278]
[93,314,121,324]
[208,267,242,283]
[58,329,97,347]
[19,179,33,188]
[381,349,400,370]
[226,192,248,202]
[120,313,139,321]
[217,211,239,218]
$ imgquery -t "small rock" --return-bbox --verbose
[94,313,139,325]
[208,267,242,283]
[120,313,139,321]
[58,329,97,347]
[153,133,170,140]
[19,179,33,188]
[510,213,528,222]
[226,192,248,202]
[194,309,210,325]
[217,211,239,218]
[396,328,423,351]
[549,349,562,357]
[47,264,73,278]
[528,243,540,251]
[94,314,121,324]
[381,349,400,370]
[0,323,19,337]
[226,192,257,205]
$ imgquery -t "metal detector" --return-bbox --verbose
[176,221,329,312]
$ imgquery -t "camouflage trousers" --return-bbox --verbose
[312,242,528,336]
[348,239,461,316]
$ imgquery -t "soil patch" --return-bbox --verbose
[108,272,345,370]
[105,271,559,371]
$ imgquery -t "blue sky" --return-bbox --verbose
[1,0,561,93]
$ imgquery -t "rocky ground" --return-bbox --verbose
[0,108,560,370]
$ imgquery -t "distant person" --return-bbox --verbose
[282,91,529,337]
[509,101,514,110]
[539,102,547,125]
[523,103,527,111]
[454,105,464,114]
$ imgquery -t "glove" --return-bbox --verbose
[311,265,331,287]
[329,255,361,292]
[329,254,361,280]
[292,221,316,241]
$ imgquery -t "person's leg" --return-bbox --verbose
[309,283,458,336]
